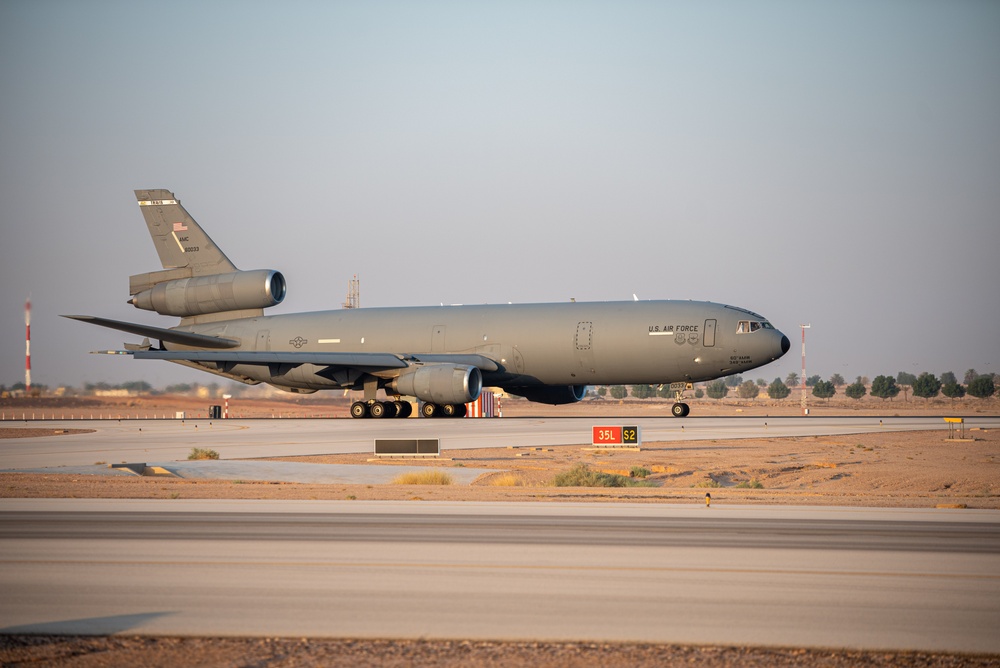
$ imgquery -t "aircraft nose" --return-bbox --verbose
[780,334,790,355]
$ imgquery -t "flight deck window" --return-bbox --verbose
[737,320,764,334]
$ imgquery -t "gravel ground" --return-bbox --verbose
[2,636,996,668]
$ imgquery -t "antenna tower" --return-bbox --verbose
[25,297,32,394]
[342,275,360,309]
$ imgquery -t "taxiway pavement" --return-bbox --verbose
[1,499,998,653]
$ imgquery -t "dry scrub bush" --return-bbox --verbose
[392,470,453,485]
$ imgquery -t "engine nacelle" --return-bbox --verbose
[508,384,587,405]
[130,269,286,317]
[390,364,482,406]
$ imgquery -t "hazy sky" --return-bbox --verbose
[2,0,998,389]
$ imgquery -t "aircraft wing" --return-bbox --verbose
[131,350,500,372]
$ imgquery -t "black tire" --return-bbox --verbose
[671,402,685,418]
[441,404,456,417]
[420,403,438,418]
[451,404,467,418]
[680,403,690,417]
[394,401,412,418]
[369,402,385,418]
[350,401,369,419]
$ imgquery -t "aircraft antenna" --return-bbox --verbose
[342,275,360,309]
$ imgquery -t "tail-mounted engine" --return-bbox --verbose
[129,269,286,317]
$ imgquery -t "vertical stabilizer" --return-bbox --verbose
[134,189,237,276]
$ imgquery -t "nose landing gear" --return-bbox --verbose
[666,382,692,418]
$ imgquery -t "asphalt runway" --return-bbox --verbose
[4,415,999,471]
[1,499,998,653]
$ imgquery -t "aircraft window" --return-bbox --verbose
[750,321,762,332]
[737,321,749,333]
[762,322,774,329]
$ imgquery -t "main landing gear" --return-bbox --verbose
[671,402,690,418]
[420,403,467,418]
[349,400,467,419]
[350,400,413,419]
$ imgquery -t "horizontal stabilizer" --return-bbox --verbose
[62,315,240,349]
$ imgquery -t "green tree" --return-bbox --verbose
[806,374,821,387]
[705,380,729,399]
[845,381,867,400]
[964,369,979,385]
[812,380,836,400]
[870,375,900,401]
[967,376,996,399]
[725,374,743,388]
[737,380,759,399]
[609,385,628,400]
[941,381,965,400]
[911,372,941,400]
[631,384,654,399]
[896,371,917,387]
[596,386,607,398]
[693,387,704,399]
[941,371,957,385]
[767,378,791,400]
[830,373,845,387]
[785,372,799,387]
[756,378,768,387]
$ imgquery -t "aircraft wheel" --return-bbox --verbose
[420,402,439,418]
[441,404,457,417]
[671,402,687,418]
[451,404,467,418]
[369,402,386,418]
[680,402,690,417]
[350,401,369,419]
[394,401,412,418]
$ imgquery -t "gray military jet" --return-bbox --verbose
[67,189,789,418]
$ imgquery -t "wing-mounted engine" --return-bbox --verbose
[389,364,482,405]
[128,268,286,317]
[508,384,587,405]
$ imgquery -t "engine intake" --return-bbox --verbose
[390,364,482,406]
[130,269,285,317]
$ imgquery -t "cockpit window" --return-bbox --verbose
[737,320,769,333]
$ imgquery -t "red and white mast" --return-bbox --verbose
[25,297,32,394]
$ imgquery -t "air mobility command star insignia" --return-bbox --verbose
[289,336,308,348]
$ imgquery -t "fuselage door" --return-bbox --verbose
[255,329,270,351]
[703,319,716,347]
[432,325,446,352]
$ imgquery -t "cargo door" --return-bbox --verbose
[575,321,596,375]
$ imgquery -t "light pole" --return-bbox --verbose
[800,324,811,415]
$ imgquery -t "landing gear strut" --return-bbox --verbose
[669,383,691,418]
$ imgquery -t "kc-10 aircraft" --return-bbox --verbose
[67,189,790,418]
